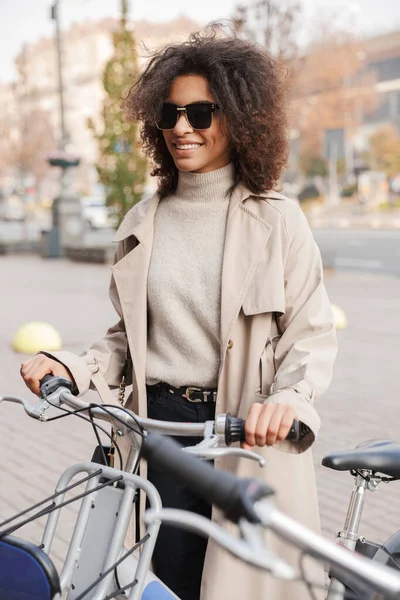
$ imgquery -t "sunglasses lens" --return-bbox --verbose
[186,103,213,129]
[157,103,178,130]
[157,102,216,130]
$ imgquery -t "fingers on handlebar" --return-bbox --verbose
[243,403,299,448]
[20,355,73,397]
[226,412,309,450]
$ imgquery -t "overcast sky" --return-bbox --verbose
[1,0,400,84]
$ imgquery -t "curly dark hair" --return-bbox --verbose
[126,27,289,198]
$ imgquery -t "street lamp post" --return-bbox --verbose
[52,0,66,149]
[43,1,82,257]
[51,0,68,195]
[121,0,128,26]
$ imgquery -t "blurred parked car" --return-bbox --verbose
[0,195,25,221]
[80,196,116,229]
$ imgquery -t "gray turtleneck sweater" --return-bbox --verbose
[145,163,234,388]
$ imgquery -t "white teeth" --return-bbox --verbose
[176,144,201,150]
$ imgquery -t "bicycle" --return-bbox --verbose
[1,377,400,600]
[0,374,302,600]
[323,439,400,599]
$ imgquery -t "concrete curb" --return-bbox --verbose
[0,241,39,254]
[65,245,114,264]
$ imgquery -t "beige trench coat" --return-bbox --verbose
[48,183,337,600]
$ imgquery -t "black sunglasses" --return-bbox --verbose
[156,101,220,131]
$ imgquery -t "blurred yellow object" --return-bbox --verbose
[13,322,62,354]
[39,197,53,209]
[331,304,348,330]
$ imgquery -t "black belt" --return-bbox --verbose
[146,382,217,403]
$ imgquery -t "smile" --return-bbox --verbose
[173,143,203,151]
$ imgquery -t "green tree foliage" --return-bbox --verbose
[298,150,328,177]
[89,3,146,226]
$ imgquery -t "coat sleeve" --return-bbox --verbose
[42,240,130,396]
[264,207,338,453]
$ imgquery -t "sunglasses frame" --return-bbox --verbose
[156,101,220,131]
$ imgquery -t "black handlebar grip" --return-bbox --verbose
[39,374,55,386]
[39,374,74,396]
[225,414,311,446]
[141,432,275,524]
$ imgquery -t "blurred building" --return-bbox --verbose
[2,17,200,200]
[286,28,400,186]
[338,29,400,174]
[362,30,400,128]
[334,30,400,156]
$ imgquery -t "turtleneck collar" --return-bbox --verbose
[175,163,235,202]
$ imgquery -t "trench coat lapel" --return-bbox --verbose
[111,193,160,414]
[220,185,273,351]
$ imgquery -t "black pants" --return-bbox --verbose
[146,385,216,600]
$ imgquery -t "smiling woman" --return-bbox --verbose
[21,24,337,600]
[126,27,289,198]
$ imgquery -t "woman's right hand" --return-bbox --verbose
[20,354,74,397]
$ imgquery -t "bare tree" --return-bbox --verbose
[233,0,302,64]
[6,102,56,194]
[0,44,57,196]
[20,109,56,182]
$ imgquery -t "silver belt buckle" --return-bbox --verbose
[184,387,202,402]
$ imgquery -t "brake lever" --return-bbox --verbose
[144,508,294,579]
[0,395,50,420]
[184,446,265,467]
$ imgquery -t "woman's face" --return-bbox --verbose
[162,75,231,174]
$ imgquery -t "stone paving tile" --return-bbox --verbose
[1,255,400,578]
[314,270,400,547]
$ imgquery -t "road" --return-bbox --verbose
[2,219,399,276]
[313,228,400,277]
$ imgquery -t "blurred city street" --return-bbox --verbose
[1,251,400,567]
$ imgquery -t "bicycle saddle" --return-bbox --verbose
[322,439,400,479]
[0,535,60,600]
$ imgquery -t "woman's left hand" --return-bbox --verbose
[241,402,297,450]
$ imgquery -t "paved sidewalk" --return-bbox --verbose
[1,255,400,568]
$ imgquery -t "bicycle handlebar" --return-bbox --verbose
[142,432,274,524]
[36,374,309,443]
[0,374,310,468]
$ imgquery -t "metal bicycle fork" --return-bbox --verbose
[327,470,381,600]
